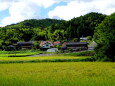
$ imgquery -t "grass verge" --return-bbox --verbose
[0,50,44,57]
[0,56,93,63]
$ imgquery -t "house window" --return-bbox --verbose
[46,44,49,47]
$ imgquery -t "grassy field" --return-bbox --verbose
[0,62,115,86]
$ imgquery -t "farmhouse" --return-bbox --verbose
[8,42,33,50]
[40,41,54,50]
[16,42,33,49]
[62,42,88,51]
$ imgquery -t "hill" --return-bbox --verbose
[1,18,65,29]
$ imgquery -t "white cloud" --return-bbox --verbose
[48,0,115,20]
[1,1,39,25]
[0,0,19,11]
[0,0,115,27]
[28,0,56,8]
[0,1,11,11]
[0,0,58,26]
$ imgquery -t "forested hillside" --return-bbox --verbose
[47,12,106,41]
[0,12,106,50]
[1,18,65,29]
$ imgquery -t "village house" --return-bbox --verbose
[16,42,33,49]
[54,41,61,45]
[8,42,33,50]
[62,42,88,51]
[40,41,54,50]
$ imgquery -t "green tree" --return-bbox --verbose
[94,13,115,61]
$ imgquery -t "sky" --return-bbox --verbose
[0,0,115,27]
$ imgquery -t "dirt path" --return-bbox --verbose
[28,50,91,57]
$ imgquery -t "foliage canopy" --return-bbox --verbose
[94,13,115,61]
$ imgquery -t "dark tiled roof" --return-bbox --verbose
[17,42,33,45]
[66,42,88,45]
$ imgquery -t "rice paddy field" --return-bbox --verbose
[0,51,115,86]
[0,62,115,86]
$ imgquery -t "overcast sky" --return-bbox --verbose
[0,0,115,27]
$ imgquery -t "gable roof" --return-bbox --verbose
[88,41,97,47]
[40,41,54,46]
[54,41,61,45]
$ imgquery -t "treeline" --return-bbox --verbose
[0,12,106,50]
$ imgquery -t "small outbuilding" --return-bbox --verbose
[47,48,58,52]
[8,45,16,50]
[88,41,97,50]
[80,37,88,41]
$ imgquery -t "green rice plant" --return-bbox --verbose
[0,62,115,86]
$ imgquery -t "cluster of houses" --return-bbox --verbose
[8,40,91,52]
[8,36,97,52]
